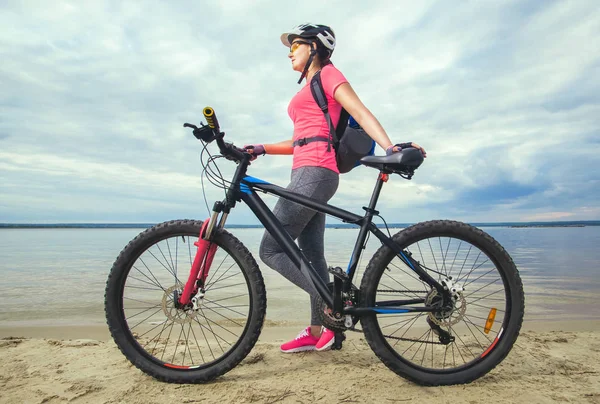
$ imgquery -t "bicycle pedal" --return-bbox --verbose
[331,332,346,350]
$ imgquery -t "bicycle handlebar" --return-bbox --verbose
[202,107,220,134]
[184,107,250,163]
[216,136,249,163]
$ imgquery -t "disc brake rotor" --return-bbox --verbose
[162,284,197,324]
[425,289,467,327]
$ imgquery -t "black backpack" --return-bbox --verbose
[292,70,375,173]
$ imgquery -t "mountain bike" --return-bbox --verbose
[104,107,525,386]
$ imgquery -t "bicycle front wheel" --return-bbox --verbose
[360,220,524,385]
[105,220,266,383]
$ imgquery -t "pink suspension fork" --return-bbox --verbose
[179,219,218,306]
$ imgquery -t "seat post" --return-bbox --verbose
[366,172,387,211]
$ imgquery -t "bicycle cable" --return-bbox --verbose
[375,213,393,239]
[354,230,371,280]
[198,140,234,217]
[372,214,451,279]
[200,166,212,216]
[200,143,226,189]
[204,155,231,189]
[199,141,214,215]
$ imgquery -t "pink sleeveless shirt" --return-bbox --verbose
[287,64,348,173]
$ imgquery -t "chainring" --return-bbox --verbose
[317,282,360,332]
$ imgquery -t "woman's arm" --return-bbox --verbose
[264,139,294,155]
[334,83,426,156]
[245,139,294,158]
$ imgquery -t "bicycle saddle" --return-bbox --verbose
[360,147,424,175]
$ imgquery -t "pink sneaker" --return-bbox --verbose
[315,327,336,351]
[280,327,320,353]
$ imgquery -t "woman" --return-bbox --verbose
[245,24,426,353]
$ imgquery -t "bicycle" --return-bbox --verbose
[104,107,524,386]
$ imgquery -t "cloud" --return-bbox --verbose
[1,0,599,224]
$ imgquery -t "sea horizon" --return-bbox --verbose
[0,220,599,229]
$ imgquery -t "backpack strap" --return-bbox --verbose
[309,71,336,151]
[336,108,350,141]
[292,135,330,147]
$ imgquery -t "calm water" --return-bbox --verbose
[0,226,598,326]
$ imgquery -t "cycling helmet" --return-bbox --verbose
[280,24,336,57]
[281,24,336,84]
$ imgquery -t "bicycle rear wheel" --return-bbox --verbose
[360,220,524,385]
[105,220,266,383]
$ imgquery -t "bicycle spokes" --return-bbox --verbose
[370,233,511,371]
[119,225,255,369]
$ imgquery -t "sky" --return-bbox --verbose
[1,0,599,225]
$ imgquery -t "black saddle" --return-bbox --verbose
[359,147,424,176]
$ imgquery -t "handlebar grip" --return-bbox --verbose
[203,107,220,133]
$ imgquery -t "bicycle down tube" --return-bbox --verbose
[236,175,447,315]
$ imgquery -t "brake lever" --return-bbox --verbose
[183,123,198,130]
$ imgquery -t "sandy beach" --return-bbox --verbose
[1,321,599,404]
[1,227,600,403]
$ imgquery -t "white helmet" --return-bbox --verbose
[280,23,336,58]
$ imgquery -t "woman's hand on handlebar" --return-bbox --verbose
[386,142,427,157]
[244,144,266,161]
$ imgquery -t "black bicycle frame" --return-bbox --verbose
[215,155,446,317]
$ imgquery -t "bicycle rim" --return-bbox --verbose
[117,226,254,370]
[361,221,523,381]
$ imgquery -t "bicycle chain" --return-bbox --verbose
[346,326,445,345]
[382,334,445,345]
[376,289,428,294]
[368,289,446,344]
[347,290,435,338]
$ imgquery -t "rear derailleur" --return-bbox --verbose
[427,317,455,344]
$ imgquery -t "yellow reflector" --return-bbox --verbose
[484,308,497,334]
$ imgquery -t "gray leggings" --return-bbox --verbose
[259,166,339,326]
